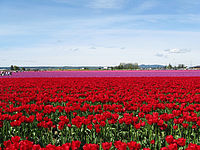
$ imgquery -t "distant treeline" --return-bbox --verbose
[114,63,140,70]
[114,63,188,70]
[0,63,196,71]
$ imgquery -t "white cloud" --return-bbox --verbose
[90,46,96,49]
[51,0,128,9]
[155,48,191,61]
[155,53,167,58]
[69,48,79,52]
[88,0,127,9]
[164,48,191,54]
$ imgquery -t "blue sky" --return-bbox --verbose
[0,0,200,66]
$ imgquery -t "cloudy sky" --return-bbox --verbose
[0,0,200,66]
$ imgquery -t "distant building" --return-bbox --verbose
[80,67,89,70]
[191,66,200,70]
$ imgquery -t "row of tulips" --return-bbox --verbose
[1,77,200,149]
[1,70,200,78]
[2,135,200,150]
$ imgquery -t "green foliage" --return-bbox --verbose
[10,65,14,70]
[13,65,20,71]
[115,62,139,70]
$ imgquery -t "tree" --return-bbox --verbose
[13,65,20,71]
[115,62,139,70]
[124,63,133,69]
[167,64,173,69]
[177,64,185,69]
[133,63,139,69]
[21,67,25,71]
[118,63,125,69]
[10,65,14,70]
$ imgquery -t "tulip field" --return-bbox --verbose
[2,70,200,78]
[1,72,200,149]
